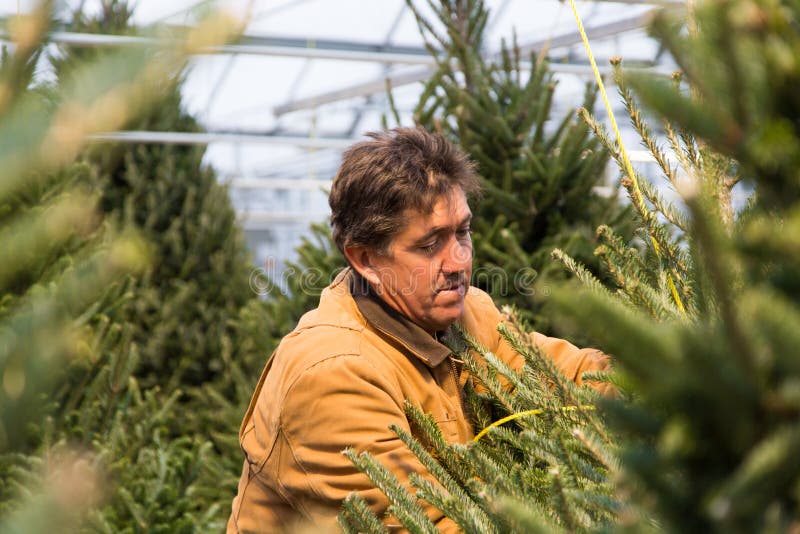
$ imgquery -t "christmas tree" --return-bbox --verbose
[340,0,800,530]
[403,0,631,336]
[1,2,248,531]
[256,0,628,346]
[552,0,800,529]
[338,314,624,533]
[53,0,256,390]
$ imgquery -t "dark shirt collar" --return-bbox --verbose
[347,269,452,368]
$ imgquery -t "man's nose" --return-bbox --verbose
[441,235,471,273]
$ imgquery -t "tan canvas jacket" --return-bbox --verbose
[227,268,612,533]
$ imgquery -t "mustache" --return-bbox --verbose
[436,276,467,291]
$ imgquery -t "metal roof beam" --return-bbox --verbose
[234,34,429,57]
[517,10,658,55]
[85,125,671,156]
[273,10,666,116]
[0,25,436,64]
[274,69,429,117]
[88,130,356,148]
[272,59,667,117]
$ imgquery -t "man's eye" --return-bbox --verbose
[420,241,438,254]
[456,227,471,239]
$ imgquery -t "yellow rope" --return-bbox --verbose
[567,0,686,315]
[474,4,687,443]
[473,405,595,442]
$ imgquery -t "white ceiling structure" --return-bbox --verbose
[2,0,683,270]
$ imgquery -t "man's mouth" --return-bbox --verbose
[438,281,466,295]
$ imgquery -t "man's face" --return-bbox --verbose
[368,187,473,334]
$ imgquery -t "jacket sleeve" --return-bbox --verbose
[467,288,614,396]
[524,331,615,396]
[256,354,459,533]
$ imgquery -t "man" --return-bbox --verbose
[228,127,611,533]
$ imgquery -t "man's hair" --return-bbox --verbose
[329,127,481,255]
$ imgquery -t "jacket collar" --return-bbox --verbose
[343,268,452,368]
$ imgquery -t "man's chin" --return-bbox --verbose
[429,304,465,331]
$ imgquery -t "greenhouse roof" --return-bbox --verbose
[2,0,682,266]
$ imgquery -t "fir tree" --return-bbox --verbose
[340,0,800,530]
[1,3,246,532]
[402,0,632,336]
[0,0,165,457]
[250,0,631,349]
[53,2,253,528]
[189,221,346,511]
[0,2,160,530]
[550,0,800,530]
[52,0,256,390]
[338,312,626,533]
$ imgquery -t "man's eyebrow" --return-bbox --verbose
[414,214,473,244]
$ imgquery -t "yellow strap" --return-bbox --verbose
[473,405,595,442]
[568,0,686,315]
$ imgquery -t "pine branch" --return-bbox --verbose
[663,116,702,188]
[634,173,689,234]
[338,493,389,534]
[570,427,620,474]
[402,404,477,490]
[343,448,439,534]
[579,107,683,277]
[455,329,520,414]
[550,248,614,299]
[409,474,498,534]
[496,323,578,408]
[684,190,755,377]
[391,423,482,513]
[465,444,529,501]
[614,61,681,191]
[549,465,577,532]
[491,496,556,534]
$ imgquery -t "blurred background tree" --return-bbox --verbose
[0,1,250,531]
[53,0,256,391]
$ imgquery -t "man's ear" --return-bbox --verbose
[344,245,382,286]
